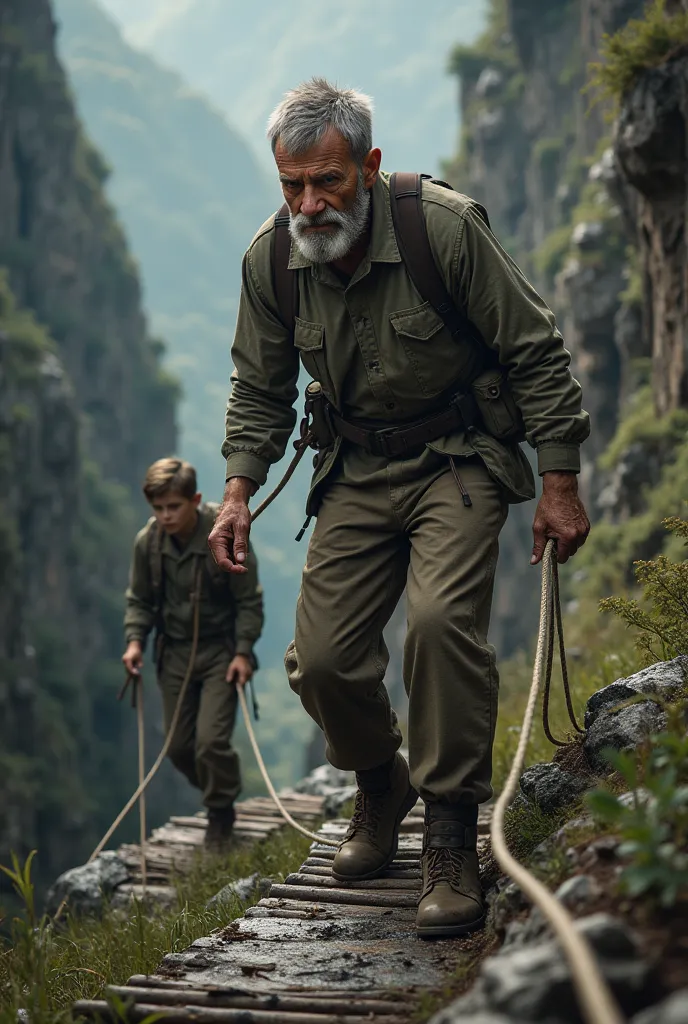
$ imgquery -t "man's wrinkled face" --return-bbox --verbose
[275,128,380,263]
[150,491,201,536]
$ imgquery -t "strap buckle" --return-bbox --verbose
[368,426,401,459]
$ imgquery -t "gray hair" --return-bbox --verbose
[266,77,373,163]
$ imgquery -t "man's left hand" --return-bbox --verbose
[531,471,590,565]
[226,654,254,688]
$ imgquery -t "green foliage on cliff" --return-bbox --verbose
[589,0,688,102]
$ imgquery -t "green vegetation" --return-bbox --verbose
[600,515,688,665]
[0,831,311,1023]
[534,225,573,286]
[588,0,688,103]
[587,707,688,908]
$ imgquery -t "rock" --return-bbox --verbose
[488,879,530,934]
[520,763,590,813]
[206,872,272,909]
[291,762,357,817]
[585,659,687,728]
[633,989,688,1024]
[45,851,129,917]
[475,67,505,99]
[579,836,621,870]
[433,914,654,1022]
[554,873,602,911]
[588,147,617,188]
[572,220,605,249]
[584,700,667,772]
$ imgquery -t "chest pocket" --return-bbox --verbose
[389,301,470,397]
[293,316,334,394]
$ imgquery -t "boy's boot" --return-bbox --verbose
[416,802,485,939]
[205,805,236,853]
[332,752,418,882]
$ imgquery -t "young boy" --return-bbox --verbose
[122,457,264,851]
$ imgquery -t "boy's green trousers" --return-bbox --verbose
[158,640,241,808]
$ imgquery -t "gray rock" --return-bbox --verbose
[554,874,602,911]
[633,990,688,1024]
[588,147,617,187]
[206,872,272,909]
[435,914,652,1022]
[475,67,505,99]
[585,658,687,728]
[584,700,667,772]
[293,763,354,795]
[572,220,605,249]
[489,879,530,934]
[431,1013,516,1024]
[520,763,590,813]
[45,852,129,917]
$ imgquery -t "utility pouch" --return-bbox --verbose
[470,369,526,443]
[304,381,335,451]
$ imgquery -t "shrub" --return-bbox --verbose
[600,515,688,663]
[588,0,688,104]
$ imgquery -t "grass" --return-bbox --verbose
[588,0,688,104]
[0,829,311,1024]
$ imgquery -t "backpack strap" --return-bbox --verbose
[273,203,299,334]
[388,172,490,377]
[147,518,165,631]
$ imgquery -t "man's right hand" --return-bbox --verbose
[122,640,143,676]
[208,477,255,574]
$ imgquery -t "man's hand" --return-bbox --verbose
[122,640,143,676]
[208,477,255,574]
[531,471,590,565]
[226,654,254,688]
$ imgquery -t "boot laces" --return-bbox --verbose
[344,789,385,842]
[424,845,467,886]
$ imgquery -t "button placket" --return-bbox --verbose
[348,304,396,413]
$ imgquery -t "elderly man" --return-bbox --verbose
[210,78,589,938]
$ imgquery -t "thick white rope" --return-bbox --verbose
[491,540,624,1024]
[237,686,339,848]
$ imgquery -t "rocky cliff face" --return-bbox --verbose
[446,0,688,648]
[0,0,185,893]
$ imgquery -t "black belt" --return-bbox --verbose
[329,392,479,459]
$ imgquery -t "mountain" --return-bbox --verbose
[89,0,486,175]
[53,0,321,791]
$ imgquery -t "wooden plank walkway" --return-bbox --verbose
[76,801,493,1022]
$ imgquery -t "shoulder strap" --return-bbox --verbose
[273,203,299,334]
[147,518,164,619]
[388,173,488,362]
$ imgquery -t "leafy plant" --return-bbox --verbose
[586,713,688,907]
[588,0,688,104]
[600,516,688,663]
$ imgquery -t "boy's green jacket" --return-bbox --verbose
[124,503,263,657]
[222,174,590,509]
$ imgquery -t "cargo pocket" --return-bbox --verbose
[471,369,525,442]
[390,302,465,396]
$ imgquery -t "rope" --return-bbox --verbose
[135,677,147,894]
[490,540,624,1024]
[542,557,584,745]
[237,687,339,848]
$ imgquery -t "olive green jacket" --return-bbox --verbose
[124,503,264,655]
[223,173,589,507]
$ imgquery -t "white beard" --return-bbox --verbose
[289,175,371,264]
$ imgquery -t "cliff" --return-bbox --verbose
[446,0,688,649]
[0,0,187,897]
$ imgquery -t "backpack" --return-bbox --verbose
[272,172,492,374]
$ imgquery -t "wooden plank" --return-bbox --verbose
[73,1000,408,1023]
[246,898,413,918]
[283,873,420,892]
[105,985,411,1016]
[268,884,418,908]
[300,862,420,880]
[125,978,413,1002]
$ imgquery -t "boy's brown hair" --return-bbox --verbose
[143,458,197,501]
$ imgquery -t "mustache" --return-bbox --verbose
[291,207,347,230]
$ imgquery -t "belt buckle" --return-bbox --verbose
[369,426,397,459]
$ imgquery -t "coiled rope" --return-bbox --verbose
[491,540,624,1024]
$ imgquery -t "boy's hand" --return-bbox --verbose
[227,654,254,688]
[122,640,143,676]
[209,477,255,574]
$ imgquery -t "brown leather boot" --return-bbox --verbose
[416,803,485,939]
[204,805,236,854]
[332,753,418,882]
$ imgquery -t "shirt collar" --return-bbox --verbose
[161,505,213,558]
[286,172,401,271]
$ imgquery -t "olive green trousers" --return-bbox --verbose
[286,446,508,805]
[158,640,241,809]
